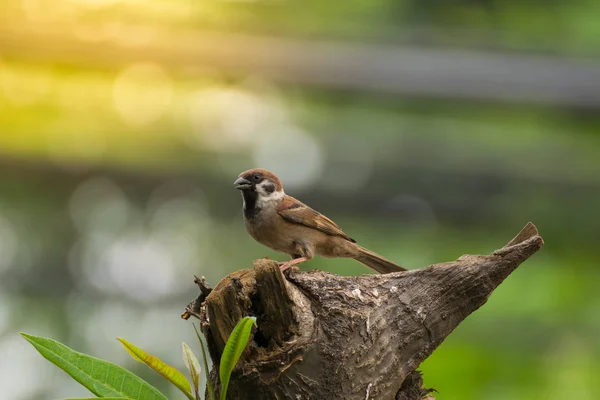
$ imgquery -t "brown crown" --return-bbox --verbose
[238,168,284,191]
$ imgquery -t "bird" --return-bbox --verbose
[233,168,405,274]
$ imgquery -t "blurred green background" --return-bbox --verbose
[1,0,599,399]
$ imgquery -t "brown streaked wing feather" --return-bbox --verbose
[277,195,355,243]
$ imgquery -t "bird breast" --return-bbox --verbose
[245,209,295,254]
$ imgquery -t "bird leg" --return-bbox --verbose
[278,257,308,271]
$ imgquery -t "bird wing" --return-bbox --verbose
[277,195,356,243]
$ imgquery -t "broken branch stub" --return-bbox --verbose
[188,223,543,400]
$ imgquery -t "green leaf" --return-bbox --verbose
[21,333,166,400]
[182,342,201,400]
[219,317,256,400]
[193,324,215,400]
[64,398,132,400]
[118,338,195,400]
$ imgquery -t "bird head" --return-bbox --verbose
[234,168,284,199]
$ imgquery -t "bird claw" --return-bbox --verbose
[278,262,292,272]
[278,257,308,271]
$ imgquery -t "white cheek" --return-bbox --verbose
[256,182,284,199]
[255,184,268,197]
[255,184,284,208]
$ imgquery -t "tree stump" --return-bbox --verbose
[182,223,544,399]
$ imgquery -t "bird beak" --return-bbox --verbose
[234,177,252,190]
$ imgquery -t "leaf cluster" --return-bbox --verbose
[21,316,257,400]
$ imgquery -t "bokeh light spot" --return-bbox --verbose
[105,235,176,301]
[113,63,173,127]
[252,126,323,189]
[187,87,286,152]
[69,177,131,234]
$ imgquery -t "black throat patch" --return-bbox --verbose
[242,190,261,219]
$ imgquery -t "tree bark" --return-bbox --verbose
[182,222,543,399]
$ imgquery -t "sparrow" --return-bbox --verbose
[233,168,405,274]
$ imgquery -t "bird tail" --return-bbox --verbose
[354,245,406,274]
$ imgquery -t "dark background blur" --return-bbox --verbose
[1,0,599,399]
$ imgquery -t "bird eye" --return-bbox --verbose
[253,174,261,182]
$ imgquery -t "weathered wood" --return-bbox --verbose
[184,223,544,399]
[253,260,298,347]
[181,275,213,321]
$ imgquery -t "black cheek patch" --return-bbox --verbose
[263,183,275,194]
